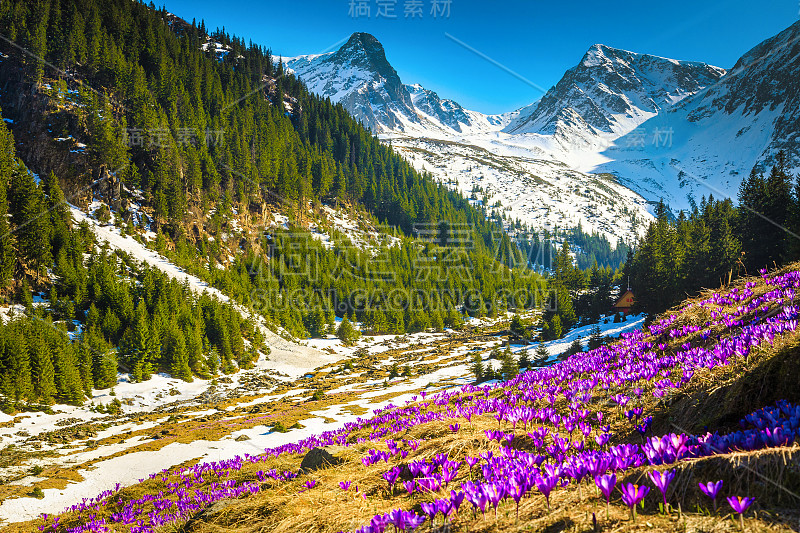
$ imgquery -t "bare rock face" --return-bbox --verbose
[299,445,349,472]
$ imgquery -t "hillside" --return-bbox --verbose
[0,0,547,395]
[6,264,800,532]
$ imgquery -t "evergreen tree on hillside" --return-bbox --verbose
[0,117,16,288]
[166,323,191,382]
[0,323,32,403]
[470,352,484,382]
[738,156,794,271]
[9,166,52,280]
[518,350,530,371]
[336,317,359,346]
[587,324,603,351]
[49,328,84,405]
[534,342,549,363]
[122,301,154,382]
[83,327,116,390]
[28,323,56,403]
[500,346,518,381]
[629,200,680,315]
[510,314,526,337]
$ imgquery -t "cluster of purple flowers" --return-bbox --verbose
[43,270,800,533]
[353,509,425,533]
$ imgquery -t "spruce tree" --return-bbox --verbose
[470,352,484,383]
[9,165,52,281]
[0,116,16,287]
[500,346,518,381]
[518,351,530,371]
[50,331,84,405]
[587,325,603,351]
[336,317,359,346]
[0,322,32,403]
[85,327,116,389]
[167,325,192,382]
[28,322,56,403]
[534,342,549,363]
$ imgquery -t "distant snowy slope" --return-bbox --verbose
[594,19,800,210]
[288,22,800,240]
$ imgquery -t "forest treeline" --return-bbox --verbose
[0,115,260,409]
[624,156,798,315]
[0,0,544,316]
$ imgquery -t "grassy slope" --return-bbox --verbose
[7,265,800,533]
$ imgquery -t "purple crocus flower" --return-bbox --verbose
[727,495,754,514]
[728,496,755,530]
[647,469,675,510]
[482,483,504,516]
[699,480,723,512]
[450,490,465,516]
[595,474,616,502]
[505,480,525,518]
[420,502,438,524]
[403,511,426,531]
[436,498,453,521]
[619,483,650,521]
[339,481,351,491]
[465,487,488,517]
[536,475,558,511]
[594,474,616,520]
[449,423,460,432]
[383,466,402,490]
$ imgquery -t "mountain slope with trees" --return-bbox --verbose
[0,0,547,408]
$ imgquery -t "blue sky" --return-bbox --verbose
[163,0,797,114]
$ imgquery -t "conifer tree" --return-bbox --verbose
[518,351,530,371]
[534,342,549,363]
[123,301,152,382]
[9,165,52,281]
[50,331,84,405]
[550,315,562,340]
[336,317,359,346]
[587,324,603,351]
[0,323,32,403]
[167,324,192,382]
[84,327,116,389]
[470,352,484,383]
[28,323,56,403]
[0,116,16,287]
[500,346,518,381]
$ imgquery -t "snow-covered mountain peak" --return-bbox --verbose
[286,32,418,131]
[506,44,726,139]
[328,32,397,79]
[729,19,800,76]
[580,43,635,68]
[594,19,800,210]
[286,33,507,135]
